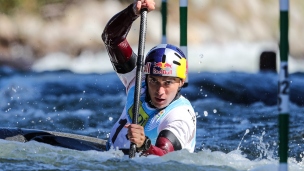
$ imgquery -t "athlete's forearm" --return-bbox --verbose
[102,4,138,46]
[142,129,183,156]
[142,137,174,156]
[101,4,138,74]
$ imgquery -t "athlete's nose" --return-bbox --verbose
[156,85,165,96]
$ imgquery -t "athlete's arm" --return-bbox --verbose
[142,130,181,156]
[101,4,138,74]
[125,124,180,156]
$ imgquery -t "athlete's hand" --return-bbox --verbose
[133,0,156,15]
[125,123,146,148]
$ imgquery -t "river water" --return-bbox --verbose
[0,65,303,170]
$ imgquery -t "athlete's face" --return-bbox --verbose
[147,75,184,109]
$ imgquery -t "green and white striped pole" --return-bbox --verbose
[278,0,289,170]
[161,0,167,44]
[180,0,188,87]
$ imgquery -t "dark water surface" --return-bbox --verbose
[0,67,303,170]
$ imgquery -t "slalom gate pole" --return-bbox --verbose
[180,0,188,87]
[161,0,167,44]
[129,8,148,158]
[278,0,289,170]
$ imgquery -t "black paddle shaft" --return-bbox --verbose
[129,8,148,158]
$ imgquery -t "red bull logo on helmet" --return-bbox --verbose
[144,62,172,75]
[154,62,172,70]
[143,62,151,73]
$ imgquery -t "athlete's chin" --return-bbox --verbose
[153,101,169,109]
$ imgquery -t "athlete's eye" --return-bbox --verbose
[164,80,173,86]
[148,78,158,85]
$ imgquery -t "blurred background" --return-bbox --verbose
[0,0,303,73]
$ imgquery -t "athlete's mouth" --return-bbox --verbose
[154,97,165,103]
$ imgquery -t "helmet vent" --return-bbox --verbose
[162,55,166,63]
[173,61,181,66]
[174,53,182,59]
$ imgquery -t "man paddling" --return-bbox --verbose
[101,0,196,156]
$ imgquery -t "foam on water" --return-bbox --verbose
[0,139,302,171]
[32,42,304,74]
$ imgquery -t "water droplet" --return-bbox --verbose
[109,117,113,121]
[195,112,200,118]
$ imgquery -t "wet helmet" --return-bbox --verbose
[143,44,187,80]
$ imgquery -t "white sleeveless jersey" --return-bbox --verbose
[107,69,196,152]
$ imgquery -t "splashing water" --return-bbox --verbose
[237,129,250,150]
